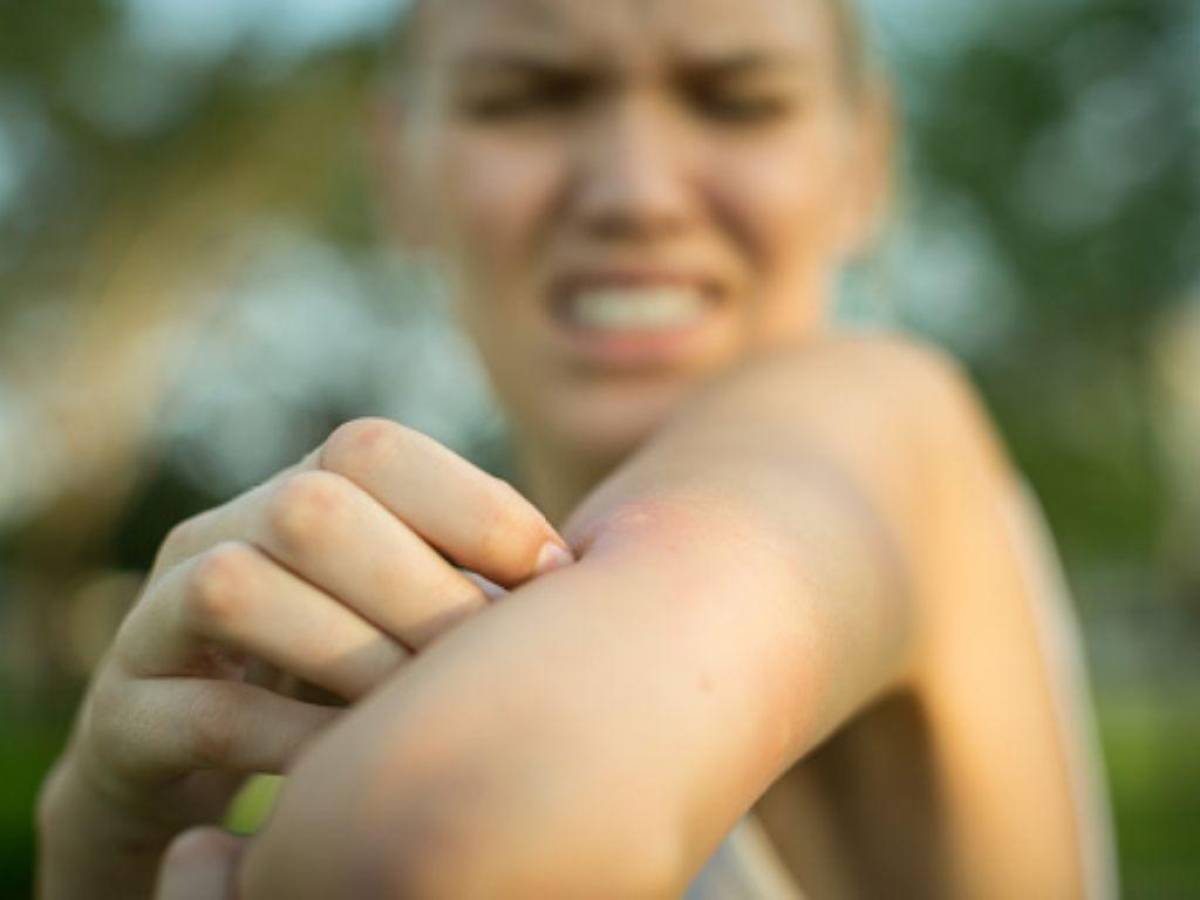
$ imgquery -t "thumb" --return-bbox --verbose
[155,828,247,900]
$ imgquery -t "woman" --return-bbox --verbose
[37,0,1118,896]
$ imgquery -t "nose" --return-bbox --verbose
[570,95,695,242]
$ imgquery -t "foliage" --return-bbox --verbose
[1,0,1196,894]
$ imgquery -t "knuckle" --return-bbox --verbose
[82,671,127,754]
[162,517,198,554]
[185,543,258,631]
[157,515,205,569]
[265,471,346,554]
[321,417,415,479]
[88,669,125,723]
[80,671,147,782]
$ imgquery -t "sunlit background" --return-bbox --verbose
[2,0,1197,895]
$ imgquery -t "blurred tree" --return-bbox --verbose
[0,0,1196,895]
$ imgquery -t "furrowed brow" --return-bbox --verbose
[452,51,598,79]
[677,51,812,80]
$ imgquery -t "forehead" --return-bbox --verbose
[421,0,837,67]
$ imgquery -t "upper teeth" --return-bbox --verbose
[566,287,708,330]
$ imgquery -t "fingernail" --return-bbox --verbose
[535,542,574,576]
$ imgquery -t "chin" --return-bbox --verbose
[529,373,699,466]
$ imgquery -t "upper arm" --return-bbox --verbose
[841,340,1119,897]
[913,463,1118,898]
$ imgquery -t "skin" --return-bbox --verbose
[41,0,1117,897]
[219,338,1111,899]
[37,427,575,898]
[384,0,888,519]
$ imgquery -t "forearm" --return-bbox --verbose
[238,498,809,896]
[239,335,941,897]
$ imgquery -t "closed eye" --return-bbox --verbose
[677,55,812,128]
[687,87,798,124]
[454,61,595,121]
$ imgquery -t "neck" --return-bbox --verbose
[511,432,625,529]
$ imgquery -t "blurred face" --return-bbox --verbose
[386,0,886,467]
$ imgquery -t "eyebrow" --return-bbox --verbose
[450,49,813,80]
[678,51,814,79]
[452,52,590,78]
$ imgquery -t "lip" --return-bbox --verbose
[550,270,722,313]
[545,269,728,372]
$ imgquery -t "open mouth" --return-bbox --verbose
[555,285,713,332]
[551,274,725,334]
[546,274,728,370]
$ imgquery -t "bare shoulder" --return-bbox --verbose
[711,328,1019,559]
[705,329,1012,474]
[910,460,1119,898]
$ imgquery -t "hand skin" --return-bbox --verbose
[231,332,1110,898]
[153,830,245,900]
[36,421,573,900]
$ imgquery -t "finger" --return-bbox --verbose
[142,425,571,651]
[120,542,410,701]
[154,427,574,591]
[155,828,246,900]
[319,418,574,586]
[146,463,500,652]
[148,452,317,580]
[242,661,349,708]
[249,470,495,650]
[97,676,339,782]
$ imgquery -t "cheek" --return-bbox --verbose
[429,130,567,413]
[706,123,853,278]
[435,131,564,290]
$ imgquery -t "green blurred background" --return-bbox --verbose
[1,0,1197,896]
